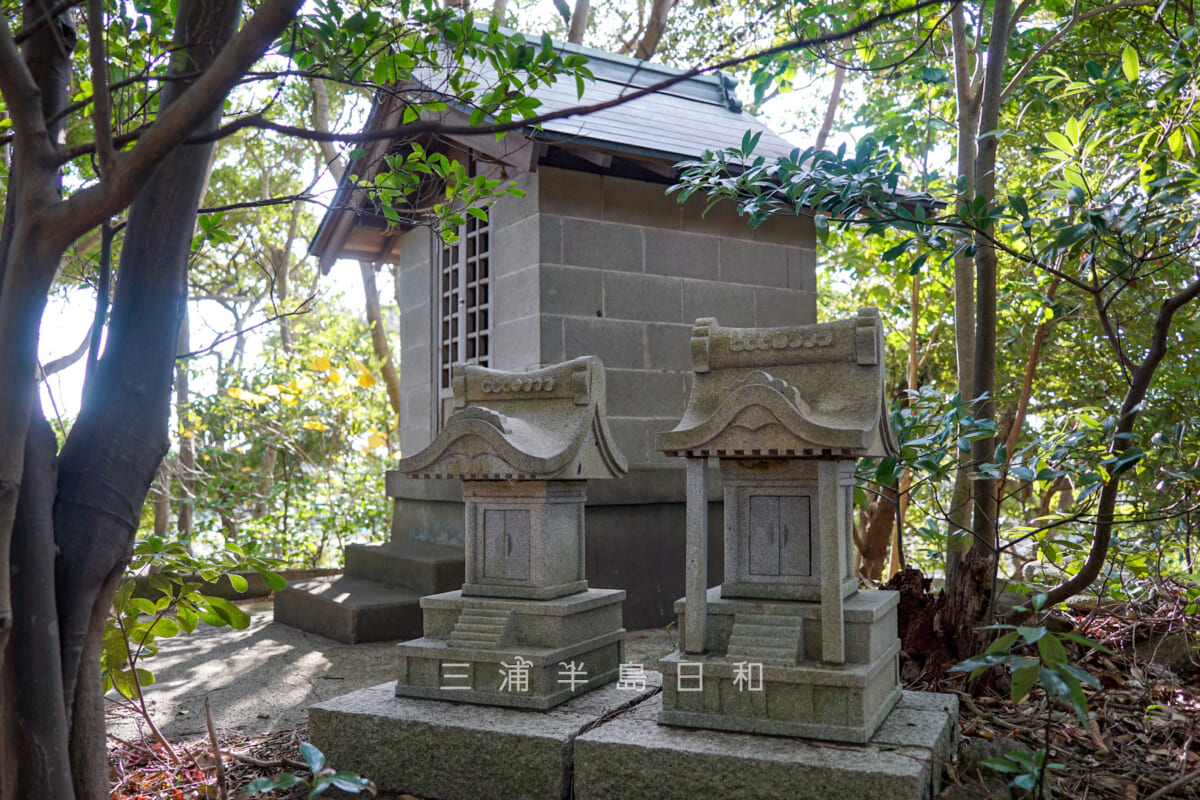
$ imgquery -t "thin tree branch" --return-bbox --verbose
[38,327,92,378]
[86,0,116,176]
[50,0,307,243]
[999,0,1158,102]
[60,0,958,159]
[175,298,316,360]
[12,0,86,43]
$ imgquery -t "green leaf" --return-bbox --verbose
[1039,666,1071,698]
[813,213,829,244]
[985,631,1021,655]
[1122,45,1139,82]
[1037,633,1069,665]
[301,742,326,773]
[1046,131,1073,153]
[329,773,372,792]
[178,604,199,634]
[981,755,1024,774]
[246,773,303,793]
[256,567,287,593]
[1011,663,1039,703]
[228,573,249,593]
[1017,626,1047,644]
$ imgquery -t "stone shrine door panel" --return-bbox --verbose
[482,509,531,581]
[721,459,826,601]
[747,494,812,577]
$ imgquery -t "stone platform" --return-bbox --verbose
[395,588,625,709]
[274,539,464,643]
[310,675,957,800]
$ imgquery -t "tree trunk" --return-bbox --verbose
[50,0,244,795]
[10,409,73,798]
[175,308,194,540]
[944,0,1013,656]
[359,260,402,420]
[856,482,898,581]
[568,0,589,44]
[633,0,675,59]
[815,64,845,151]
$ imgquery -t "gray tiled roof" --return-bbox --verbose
[517,39,800,162]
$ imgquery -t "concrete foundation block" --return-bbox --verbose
[343,540,464,595]
[309,677,662,800]
[273,576,421,644]
[573,689,958,800]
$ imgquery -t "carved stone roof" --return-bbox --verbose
[657,309,898,459]
[398,357,629,480]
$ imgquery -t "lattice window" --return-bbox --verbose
[438,211,491,424]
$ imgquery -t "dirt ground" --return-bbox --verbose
[105,599,679,744]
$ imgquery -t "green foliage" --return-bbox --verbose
[244,742,375,798]
[952,596,1110,798]
[103,537,282,707]
[672,20,1200,586]
[181,303,394,567]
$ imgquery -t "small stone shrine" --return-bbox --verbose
[392,356,628,709]
[656,308,902,743]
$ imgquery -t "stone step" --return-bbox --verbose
[453,622,508,634]
[726,637,799,656]
[447,608,512,649]
[733,613,803,628]
[274,575,422,644]
[344,540,464,594]
[461,607,512,618]
[725,644,798,664]
[732,623,800,638]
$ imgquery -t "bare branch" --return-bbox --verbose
[12,0,86,43]
[86,0,116,175]
[38,328,92,378]
[52,0,307,242]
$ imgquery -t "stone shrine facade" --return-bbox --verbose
[393,357,628,709]
[656,309,903,743]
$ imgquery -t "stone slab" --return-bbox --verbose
[273,575,421,644]
[397,589,627,709]
[574,689,958,800]
[309,676,663,800]
[656,645,902,743]
[344,539,464,594]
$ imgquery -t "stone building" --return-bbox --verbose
[297,35,820,633]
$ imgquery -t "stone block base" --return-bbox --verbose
[309,677,662,800]
[309,680,956,800]
[395,588,626,709]
[274,576,421,644]
[574,689,958,800]
[657,645,901,743]
[344,539,464,594]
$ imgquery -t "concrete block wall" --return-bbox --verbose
[535,166,817,465]
[397,173,544,456]
[395,166,818,466]
[397,227,434,456]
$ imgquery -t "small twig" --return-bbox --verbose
[1145,767,1200,800]
[224,748,308,771]
[205,697,229,800]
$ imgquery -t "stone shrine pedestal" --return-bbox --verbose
[392,357,628,709]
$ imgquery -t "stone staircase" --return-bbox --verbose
[446,607,513,649]
[725,612,804,666]
[274,539,464,644]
